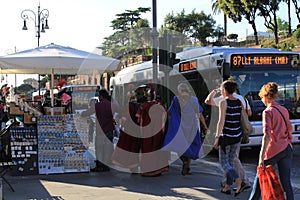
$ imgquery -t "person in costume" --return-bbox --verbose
[136,88,169,177]
[163,83,207,175]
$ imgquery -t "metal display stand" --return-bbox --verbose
[37,114,90,174]
[10,126,38,176]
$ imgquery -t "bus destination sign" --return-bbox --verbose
[231,54,299,68]
[179,60,197,72]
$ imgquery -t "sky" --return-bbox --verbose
[0,0,297,87]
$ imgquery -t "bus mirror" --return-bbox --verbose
[217,59,223,66]
[223,63,230,79]
[292,59,300,68]
[169,52,180,66]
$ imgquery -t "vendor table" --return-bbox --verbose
[8,114,90,175]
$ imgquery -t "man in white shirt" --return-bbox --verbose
[207,90,252,116]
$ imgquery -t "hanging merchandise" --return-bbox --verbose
[10,127,38,176]
[37,114,90,174]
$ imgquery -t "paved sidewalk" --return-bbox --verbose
[2,159,249,200]
[2,158,300,200]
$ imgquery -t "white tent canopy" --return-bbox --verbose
[0,43,121,75]
[0,43,121,111]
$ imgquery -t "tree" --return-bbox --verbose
[101,32,132,58]
[99,7,151,59]
[129,19,152,55]
[162,10,193,47]
[110,7,151,31]
[292,0,300,24]
[240,0,261,45]
[163,10,194,37]
[267,17,289,37]
[16,84,34,96]
[163,9,215,45]
[282,0,292,36]
[212,0,228,39]
[216,0,260,45]
[258,0,281,44]
[186,10,216,45]
[212,25,225,42]
[227,33,239,41]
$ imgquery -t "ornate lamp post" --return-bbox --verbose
[21,3,50,96]
[21,3,49,47]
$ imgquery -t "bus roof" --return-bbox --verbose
[111,46,299,85]
[115,61,152,76]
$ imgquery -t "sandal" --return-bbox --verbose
[220,188,231,195]
[181,160,189,176]
[234,182,247,197]
[187,168,192,175]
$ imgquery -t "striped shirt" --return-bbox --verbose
[222,99,242,143]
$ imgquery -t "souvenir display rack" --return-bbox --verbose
[63,114,90,173]
[37,114,90,174]
[10,126,38,176]
[37,116,64,174]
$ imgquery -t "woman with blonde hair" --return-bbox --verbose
[248,82,294,200]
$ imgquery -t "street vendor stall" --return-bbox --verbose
[0,43,120,175]
[0,43,120,109]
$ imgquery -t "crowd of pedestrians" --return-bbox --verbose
[81,80,294,199]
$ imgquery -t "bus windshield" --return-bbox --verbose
[230,69,300,121]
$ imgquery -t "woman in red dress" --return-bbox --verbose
[136,88,169,177]
[112,93,141,173]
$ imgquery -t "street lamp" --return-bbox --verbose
[21,3,49,47]
[21,3,49,96]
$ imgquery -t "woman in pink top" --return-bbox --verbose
[248,82,294,200]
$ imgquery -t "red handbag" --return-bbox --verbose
[257,165,285,200]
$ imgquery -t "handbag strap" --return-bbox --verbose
[244,97,248,111]
[271,106,288,128]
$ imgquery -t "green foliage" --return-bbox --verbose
[40,75,50,88]
[293,28,300,39]
[280,42,294,51]
[110,7,151,31]
[259,35,299,52]
[16,84,34,95]
[217,0,243,23]
[99,2,300,60]
[187,10,216,44]
[267,17,289,36]
[100,7,152,59]
[227,33,239,40]
[212,26,225,41]
[163,9,216,45]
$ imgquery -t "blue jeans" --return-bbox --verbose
[248,144,294,200]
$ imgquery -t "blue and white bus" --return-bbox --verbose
[110,46,300,148]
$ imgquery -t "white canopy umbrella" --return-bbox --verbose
[0,43,120,74]
[0,43,121,109]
